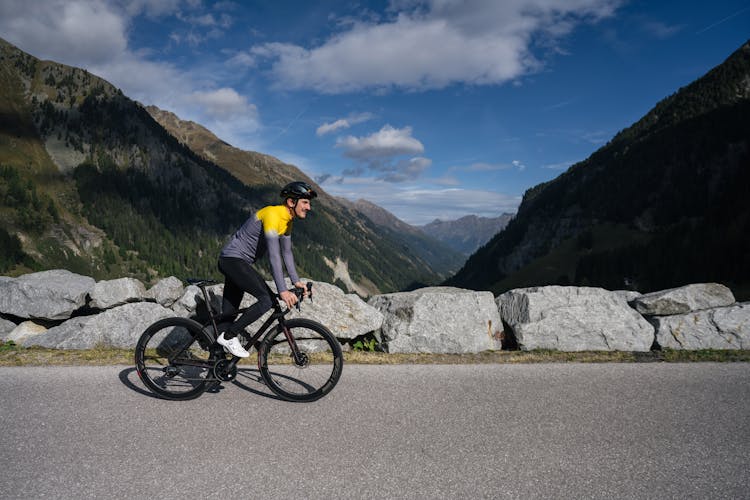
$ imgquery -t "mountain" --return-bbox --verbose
[348,199,465,280]
[419,214,513,255]
[447,40,750,300]
[0,37,451,295]
[145,106,308,187]
[145,107,462,287]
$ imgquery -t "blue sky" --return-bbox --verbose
[1,1,748,224]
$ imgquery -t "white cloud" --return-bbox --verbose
[337,125,424,160]
[226,51,257,67]
[450,161,526,173]
[511,160,526,171]
[332,125,431,183]
[252,0,622,93]
[316,112,374,136]
[317,119,350,136]
[381,157,432,183]
[0,0,129,66]
[190,88,257,121]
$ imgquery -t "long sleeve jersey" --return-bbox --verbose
[219,205,300,292]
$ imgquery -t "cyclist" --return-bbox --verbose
[216,181,317,358]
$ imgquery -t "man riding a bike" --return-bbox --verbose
[216,181,317,358]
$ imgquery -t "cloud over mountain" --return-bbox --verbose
[251,0,620,93]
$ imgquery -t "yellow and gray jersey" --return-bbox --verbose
[220,205,300,292]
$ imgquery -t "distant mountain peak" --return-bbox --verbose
[420,214,513,255]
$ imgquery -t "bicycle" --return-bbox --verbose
[134,279,343,402]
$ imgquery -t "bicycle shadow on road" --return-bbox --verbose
[117,366,284,401]
[118,367,165,399]
[231,368,286,401]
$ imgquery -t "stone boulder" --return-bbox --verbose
[89,277,147,309]
[497,286,654,352]
[368,287,502,353]
[630,283,735,316]
[145,276,184,307]
[285,281,383,340]
[0,270,94,320]
[7,321,47,343]
[238,280,383,341]
[652,303,750,350]
[1,317,18,341]
[19,302,175,349]
[170,284,224,318]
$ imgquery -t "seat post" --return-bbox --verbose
[198,283,220,339]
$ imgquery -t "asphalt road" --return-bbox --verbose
[1,363,749,499]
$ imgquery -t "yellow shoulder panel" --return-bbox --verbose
[257,205,293,236]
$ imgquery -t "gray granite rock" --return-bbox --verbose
[369,287,503,353]
[0,270,94,320]
[145,276,185,307]
[89,277,147,309]
[20,302,175,349]
[7,321,47,343]
[1,317,20,341]
[497,286,654,351]
[653,303,750,350]
[631,283,735,316]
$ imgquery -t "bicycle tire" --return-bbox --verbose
[135,317,220,400]
[258,318,343,402]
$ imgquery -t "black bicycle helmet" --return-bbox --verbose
[280,181,318,200]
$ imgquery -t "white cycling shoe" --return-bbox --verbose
[217,332,250,358]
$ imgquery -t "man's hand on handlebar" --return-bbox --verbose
[280,289,298,309]
[280,282,312,310]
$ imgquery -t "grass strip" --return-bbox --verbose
[1,342,748,366]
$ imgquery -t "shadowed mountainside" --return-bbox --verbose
[447,40,750,300]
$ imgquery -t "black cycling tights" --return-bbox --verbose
[218,256,273,339]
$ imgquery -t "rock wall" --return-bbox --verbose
[1,270,747,353]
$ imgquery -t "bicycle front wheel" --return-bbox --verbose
[135,317,219,400]
[259,318,343,402]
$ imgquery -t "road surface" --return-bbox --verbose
[1,363,749,499]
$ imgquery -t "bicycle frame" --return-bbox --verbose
[194,280,307,375]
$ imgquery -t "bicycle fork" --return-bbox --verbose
[281,324,308,367]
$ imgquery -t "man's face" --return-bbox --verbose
[293,198,312,218]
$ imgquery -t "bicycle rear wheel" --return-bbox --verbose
[135,317,219,400]
[258,318,343,402]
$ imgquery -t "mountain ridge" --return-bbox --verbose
[419,214,513,256]
[347,198,465,278]
[447,40,750,299]
[0,37,454,295]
